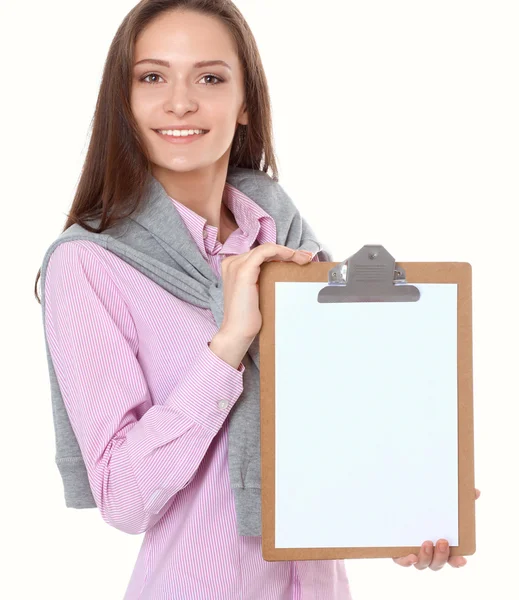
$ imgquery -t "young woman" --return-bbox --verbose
[35,1,478,598]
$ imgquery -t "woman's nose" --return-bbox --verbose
[164,82,198,113]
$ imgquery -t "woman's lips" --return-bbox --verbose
[154,130,208,144]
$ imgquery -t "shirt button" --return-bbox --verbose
[218,399,229,410]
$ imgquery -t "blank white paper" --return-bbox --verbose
[274,283,458,548]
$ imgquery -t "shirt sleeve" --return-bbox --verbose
[312,252,321,262]
[44,241,245,535]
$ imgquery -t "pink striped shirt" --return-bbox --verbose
[44,181,352,600]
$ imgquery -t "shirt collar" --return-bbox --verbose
[169,182,276,258]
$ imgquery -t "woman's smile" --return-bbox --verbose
[154,129,209,144]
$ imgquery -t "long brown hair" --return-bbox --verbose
[34,0,279,304]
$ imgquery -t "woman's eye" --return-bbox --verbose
[140,73,163,85]
[139,73,224,86]
[199,74,224,85]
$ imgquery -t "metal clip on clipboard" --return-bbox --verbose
[318,245,421,303]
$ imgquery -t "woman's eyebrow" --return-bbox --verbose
[134,58,232,70]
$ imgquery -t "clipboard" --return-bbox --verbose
[258,245,475,561]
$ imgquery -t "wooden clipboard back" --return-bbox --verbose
[259,247,474,561]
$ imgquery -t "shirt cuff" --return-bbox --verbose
[164,341,246,433]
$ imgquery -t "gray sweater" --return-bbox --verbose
[39,166,332,536]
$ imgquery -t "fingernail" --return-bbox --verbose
[438,542,448,552]
[424,544,432,555]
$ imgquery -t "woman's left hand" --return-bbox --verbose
[393,488,481,571]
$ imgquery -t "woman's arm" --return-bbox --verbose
[44,242,245,534]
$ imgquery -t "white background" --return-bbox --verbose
[1,0,517,598]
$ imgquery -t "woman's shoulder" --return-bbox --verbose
[43,239,138,339]
[44,239,129,306]
[46,238,108,275]
[47,239,125,278]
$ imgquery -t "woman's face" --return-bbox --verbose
[131,9,248,174]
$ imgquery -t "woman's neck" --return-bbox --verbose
[218,201,239,244]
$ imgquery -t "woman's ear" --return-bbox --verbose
[237,103,248,126]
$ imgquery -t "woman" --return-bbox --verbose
[35,1,477,598]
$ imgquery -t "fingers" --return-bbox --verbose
[264,248,313,264]
[394,542,468,570]
[247,243,312,265]
[448,555,468,568]
[222,244,311,276]
[427,539,451,571]
[475,488,481,500]
[406,540,450,571]
[392,554,418,567]
[412,541,435,570]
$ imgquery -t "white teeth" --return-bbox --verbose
[157,129,206,137]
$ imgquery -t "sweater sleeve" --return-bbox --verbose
[44,241,245,535]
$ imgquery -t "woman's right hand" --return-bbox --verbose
[218,243,313,342]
